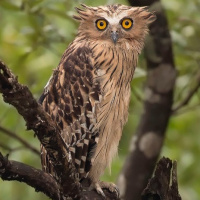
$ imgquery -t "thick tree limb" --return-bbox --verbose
[0,125,40,156]
[0,152,60,200]
[142,157,182,200]
[118,1,177,199]
[0,61,80,198]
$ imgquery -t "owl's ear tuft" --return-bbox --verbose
[73,7,84,21]
[73,4,91,21]
[139,7,156,25]
[73,13,81,21]
[80,4,89,9]
[144,11,156,24]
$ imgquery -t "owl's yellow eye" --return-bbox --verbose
[96,19,107,30]
[121,18,133,30]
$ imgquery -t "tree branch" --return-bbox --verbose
[0,125,40,156]
[0,60,80,198]
[0,152,61,200]
[0,142,12,151]
[0,142,28,153]
[118,1,177,199]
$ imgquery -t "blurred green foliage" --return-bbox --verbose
[0,0,200,199]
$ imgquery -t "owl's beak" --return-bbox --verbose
[111,32,118,44]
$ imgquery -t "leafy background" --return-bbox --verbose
[0,0,200,199]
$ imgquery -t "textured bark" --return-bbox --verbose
[117,1,177,199]
[142,157,182,200]
[0,153,60,200]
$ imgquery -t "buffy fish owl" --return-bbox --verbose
[39,4,155,197]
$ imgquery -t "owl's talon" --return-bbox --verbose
[89,182,106,198]
[100,181,120,198]
[89,181,119,198]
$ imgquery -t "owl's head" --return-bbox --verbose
[74,4,156,50]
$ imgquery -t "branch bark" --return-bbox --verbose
[117,1,177,199]
[0,152,60,200]
[142,157,182,200]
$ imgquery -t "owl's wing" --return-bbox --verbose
[40,44,101,178]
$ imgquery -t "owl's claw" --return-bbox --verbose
[99,181,120,198]
[89,182,106,198]
[89,181,119,199]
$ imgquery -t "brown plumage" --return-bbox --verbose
[39,4,155,197]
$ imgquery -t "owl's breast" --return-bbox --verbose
[98,80,131,129]
[91,43,135,131]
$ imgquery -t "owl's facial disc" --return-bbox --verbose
[95,15,134,44]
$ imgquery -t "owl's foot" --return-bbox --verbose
[89,181,119,198]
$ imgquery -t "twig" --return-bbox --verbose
[0,152,61,200]
[173,103,200,116]
[0,142,12,151]
[175,69,198,103]
[0,126,40,156]
[172,71,200,114]
[0,142,31,153]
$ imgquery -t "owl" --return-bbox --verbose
[39,4,155,197]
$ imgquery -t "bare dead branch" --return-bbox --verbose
[0,152,61,200]
[0,125,40,156]
[142,157,182,200]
